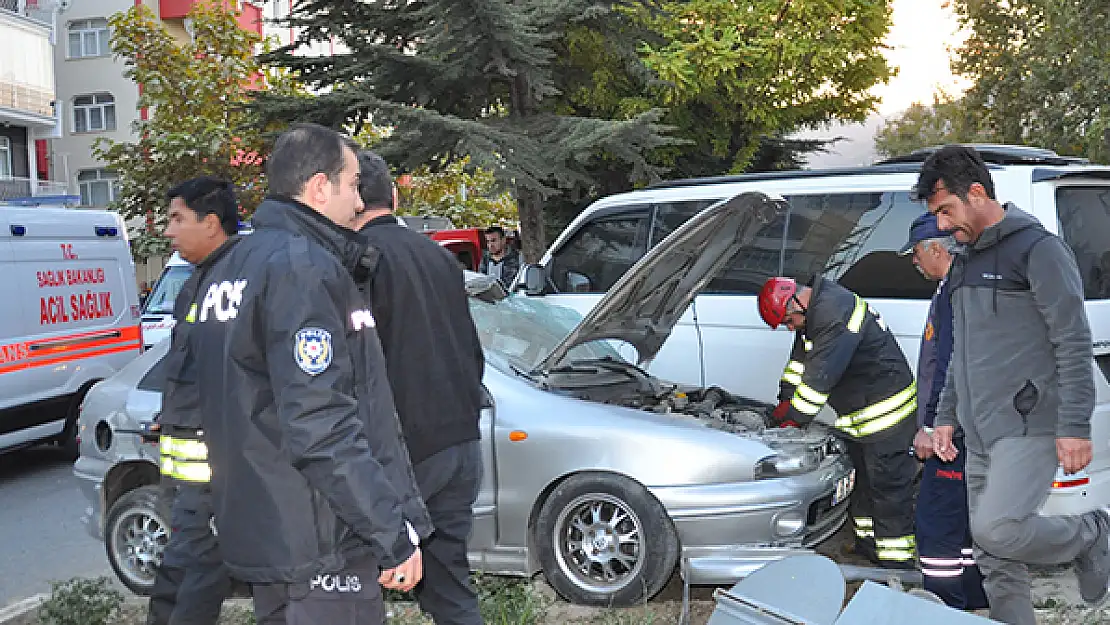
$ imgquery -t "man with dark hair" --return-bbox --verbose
[146,177,241,625]
[353,150,486,625]
[187,123,433,625]
[900,213,987,611]
[920,144,1109,624]
[478,225,520,287]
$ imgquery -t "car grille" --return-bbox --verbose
[803,491,850,546]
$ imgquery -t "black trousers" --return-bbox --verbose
[412,440,484,625]
[252,556,385,625]
[845,418,919,569]
[147,485,232,625]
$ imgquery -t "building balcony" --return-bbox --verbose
[0,176,72,202]
[0,1,56,128]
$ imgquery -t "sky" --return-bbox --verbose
[798,0,971,168]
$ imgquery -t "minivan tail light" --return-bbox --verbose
[1053,477,1090,489]
[1096,354,1110,385]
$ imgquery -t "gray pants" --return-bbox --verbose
[967,436,1102,625]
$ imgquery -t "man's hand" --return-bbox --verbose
[379,547,422,592]
[1057,437,1093,475]
[932,425,958,462]
[913,428,935,460]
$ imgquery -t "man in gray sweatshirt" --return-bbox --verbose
[919,145,1109,625]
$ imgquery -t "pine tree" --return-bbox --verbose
[257,0,677,261]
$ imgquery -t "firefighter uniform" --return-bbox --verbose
[185,197,433,624]
[775,276,919,568]
[147,239,239,625]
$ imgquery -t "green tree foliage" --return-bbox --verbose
[948,0,1110,162]
[398,157,518,229]
[94,2,272,260]
[259,1,894,259]
[873,91,989,158]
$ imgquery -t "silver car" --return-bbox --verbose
[73,192,856,606]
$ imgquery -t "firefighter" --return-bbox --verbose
[900,212,988,609]
[186,123,433,624]
[758,275,918,569]
[147,177,241,625]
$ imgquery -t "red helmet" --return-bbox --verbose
[758,277,798,328]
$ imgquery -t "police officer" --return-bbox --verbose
[353,151,486,625]
[147,177,241,625]
[758,275,918,569]
[187,123,433,624]
[901,213,988,609]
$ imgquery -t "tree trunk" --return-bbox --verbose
[516,188,547,264]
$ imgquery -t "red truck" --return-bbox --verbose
[399,216,484,271]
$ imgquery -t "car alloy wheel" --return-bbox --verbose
[105,485,171,595]
[554,493,645,593]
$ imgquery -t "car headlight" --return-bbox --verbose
[754,449,821,479]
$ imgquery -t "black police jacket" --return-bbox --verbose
[158,237,241,432]
[187,196,433,583]
[778,276,915,441]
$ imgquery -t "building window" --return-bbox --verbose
[73,94,116,133]
[68,19,111,59]
[0,137,11,178]
[78,169,119,207]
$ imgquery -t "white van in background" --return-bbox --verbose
[520,144,1110,515]
[0,206,143,454]
[140,252,190,350]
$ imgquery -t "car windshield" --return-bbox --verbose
[467,294,625,372]
[144,264,194,315]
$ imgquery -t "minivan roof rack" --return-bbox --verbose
[877,144,1089,166]
[646,144,1088,191]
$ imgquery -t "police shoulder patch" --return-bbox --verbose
[294,327,332,376]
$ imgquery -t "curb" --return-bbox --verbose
[0,594,48,625]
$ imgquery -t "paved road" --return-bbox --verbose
[0,444,114,607]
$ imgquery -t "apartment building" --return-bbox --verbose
[0,0,65,203]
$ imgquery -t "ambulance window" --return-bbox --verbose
[549,206,651,293]
[138,357,167,392]
[144,264,194,315]
[781,191,935,299]
[1056,186,1110,300]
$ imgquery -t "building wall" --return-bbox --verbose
[49,0,140,203]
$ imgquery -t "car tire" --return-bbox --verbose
[105,485,172,596]
[534,472,679,607]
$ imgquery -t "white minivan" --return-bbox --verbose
[140,252,190,350]
[520,145,1110,515]
[0,206,143,454]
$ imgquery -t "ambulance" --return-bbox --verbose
[0,206,143,454]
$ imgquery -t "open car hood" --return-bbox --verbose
[535,191,789,372]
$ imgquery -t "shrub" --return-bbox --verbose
[38,577,124,625]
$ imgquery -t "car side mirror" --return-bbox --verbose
[521,264,547,296]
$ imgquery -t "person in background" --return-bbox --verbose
[354,150,486,625]
[921,145,1108,625]
[900,212,988,611]
[478,226,521,287]
[147,176,240,625]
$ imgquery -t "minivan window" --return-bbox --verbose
[782,191,934,300]
[653,199,787,294]
[549,206,651,293]
[143,264,194,315]
[1056,186,1110,300]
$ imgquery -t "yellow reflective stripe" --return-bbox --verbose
[835,383,917,427]
[841,400,917,437]
[877,549,916,562]
[791,395,821,416]
[185,303,197,323]
[796,383,828,404]
[782,372,802,386]
[876,536,917,549]
[846,296,867,333]
[854,517,873,528]
[785,361,804,374]
[159,436,209,461]
[160,457,211,483]
[803,340,814,352]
